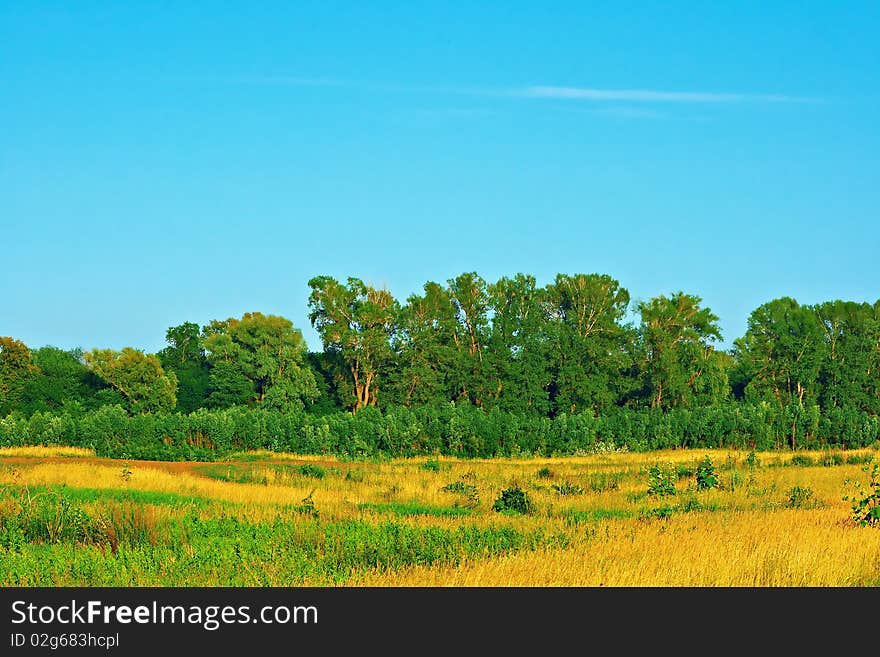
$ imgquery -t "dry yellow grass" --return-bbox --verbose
[2,446,878,586]
[0,446,96,458]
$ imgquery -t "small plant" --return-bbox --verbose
[551,481,584,496]
[646,463,676,497]
[421,459,441,472]
[676,464,695,480]
[640,505,675,520]
[345,468,365,482]
[785,486,816,509]
[818,452,844,467]
[843,464,880,527]
[298,464,326,479]
[586,472,623,492]
[695,456,719,491]
[120,462,133,482]
[535,466,554,479]
[492,484,534,515]
[745,450,760,470]
[295,489,319,518]
[442,481,480,508]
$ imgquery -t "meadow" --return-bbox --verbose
[1,445,878,587]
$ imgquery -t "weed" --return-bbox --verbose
[585,472,623,492]
[535,467,554,479]
[298,464,326,479]
[646,463,676,497]
[785,486,816,509]
[843,464,880,527]
[695,456,719,491]
[551,481,585,496]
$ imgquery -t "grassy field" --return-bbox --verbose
[0,445,878,586]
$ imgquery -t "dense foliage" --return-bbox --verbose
[2,272,878,458]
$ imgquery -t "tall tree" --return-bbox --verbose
[202,312,318,411]
[157,322,211,413]
[84,348,178,413]
[20,346,95,414]
[308,277,397,410]
[638,292,725,409]
[542,273,633,415]
[733,297,824,408]
[486,273,551,414]
[0,336,39,415]
[813,300,880,413]
[389,281,459,407]
[446,272,492,406]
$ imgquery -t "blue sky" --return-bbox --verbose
[2,1,878,353]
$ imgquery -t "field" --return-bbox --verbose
[1,445,879,587]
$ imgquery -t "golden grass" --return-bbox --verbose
[0,446,96,458]
[2,446,878,585]
[346,508,880,586]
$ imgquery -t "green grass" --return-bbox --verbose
[0,507,558,585]
[357,502,473,518]
[1,484,209,508]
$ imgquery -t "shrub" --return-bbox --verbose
[298,464,326,479]
[646,463,676,497]
[745,450,760,469]
[695,456,719,491]
[535,467,554,479]
[785,486,816,509]
[421,459,441,472]
[844,464,880,527]
[790,455,814,467]
[344,468,365,482]
[492,485,534,514]
[585,472,623,492]
[551,481,584,496]
[819,453,845,467]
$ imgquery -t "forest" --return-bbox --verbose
[2,272,880,459]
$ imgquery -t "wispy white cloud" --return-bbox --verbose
[212,76,812,105]
[519,86,809,103]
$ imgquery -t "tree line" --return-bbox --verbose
[2,271,879,426]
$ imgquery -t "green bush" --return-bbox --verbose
[492,485,534,514]
[844,464,880,527]
[646,463,676,497]
[785,486,816,509]
[298,464,326,479]
[695,456,719,491]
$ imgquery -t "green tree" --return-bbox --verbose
[814,300,880,414]
[733,297,824,408]
[389,281,459,407]
[0,336,39,415]
[20,346,95,415]
[202,312,318,411]
[308,277,397,411]
[157,322,211,413]
[542,273,634,414]
[84,347,178,413]
[637,292,725,409]
[486,273,552,414]
[446,272,493,407]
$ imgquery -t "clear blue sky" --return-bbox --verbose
[2,1,878,354]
